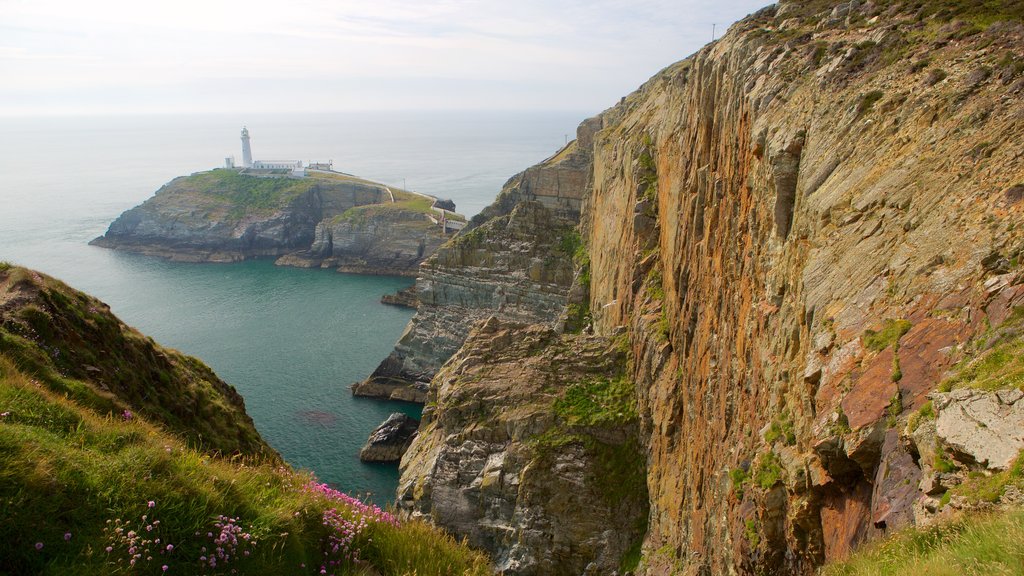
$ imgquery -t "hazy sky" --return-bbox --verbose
[1,0,769,116]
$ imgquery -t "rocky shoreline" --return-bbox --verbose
[92,169,462,277]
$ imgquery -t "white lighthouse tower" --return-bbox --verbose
[241,127,253,168]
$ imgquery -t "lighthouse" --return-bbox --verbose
[241,127,253,168]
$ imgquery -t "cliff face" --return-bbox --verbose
[396,0,1024,573]
[582,1,1024,572]
[398,319,647,576]
[354,123,598,399]
[92,169,455,276]
[0,264,276,459]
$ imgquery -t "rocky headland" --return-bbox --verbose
[0,263,492,574]
[92,169,463,276]
[351,120,598,401]
[349,0,1024,574]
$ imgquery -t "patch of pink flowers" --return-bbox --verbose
[197,514,257,573]
[103,501,176,571]
[300,480,400,576]
[301,481,399,527]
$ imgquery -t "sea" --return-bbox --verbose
[0,110,588,503]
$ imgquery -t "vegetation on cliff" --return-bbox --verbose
[172,169,321,217]
[821,507,1024,576]
[0,265,271,458]
[0,265,490,575]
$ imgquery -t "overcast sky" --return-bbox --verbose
[1,0,769,116]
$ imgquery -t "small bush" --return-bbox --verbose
[754,451,784,490]
[935,444,957,473]
[856,90,885,115]
[925,68,948,86]
[730,467,751,500]
[908,400,935,433]
[764,411,797,446]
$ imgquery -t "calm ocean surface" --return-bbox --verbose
[0,111,587,502]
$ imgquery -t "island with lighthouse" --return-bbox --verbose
[91,128,465,277]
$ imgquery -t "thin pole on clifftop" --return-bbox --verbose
[712,23,716,41]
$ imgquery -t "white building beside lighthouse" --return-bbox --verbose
[226,127,314,177]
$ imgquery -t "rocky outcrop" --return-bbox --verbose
[381,286,418,308]
[398,318,647,576]
[92,170,457,276]
[391,1,1024,574]
[359,412,420,462]
[576,1,1024,573]
[353,121,599,398]
[934,389,1024,470]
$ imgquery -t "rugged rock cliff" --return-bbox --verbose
[583,0,1024,572]
[395,0,1024,573]
[92,169,457,276]
[398,319,647,576]
[353,123,598,400]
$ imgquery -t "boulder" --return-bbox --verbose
[934,389,1024,470]
[359,413,420,463]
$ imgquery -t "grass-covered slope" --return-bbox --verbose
[0,264,490,575]
[165,169,321,217]
[821,507,1024,576]
[0,264,271,458]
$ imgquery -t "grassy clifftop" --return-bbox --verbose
[0,263,490,575]
[0,264,271,458]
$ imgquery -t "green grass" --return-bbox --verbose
[553,376,636,427]
[863,319,913,352]
[939,307,1024,392]
[0,355,490,575]
[940,339,1024,392]
[183,169,319,217]
[820,508,1024,576]
[0,267,270,458]
[952,451,1024,505]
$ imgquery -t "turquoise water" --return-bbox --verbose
[0,111,585,502]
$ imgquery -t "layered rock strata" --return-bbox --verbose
[354,124,599,398]
[395,1,1024,573]
[577,1,1024,573]
[398,318,647,576]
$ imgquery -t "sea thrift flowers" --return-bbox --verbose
[298,480,401,576]
[197,515,258,572]
[103,504,176,572]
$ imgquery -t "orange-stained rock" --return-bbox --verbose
[820,482,878,561]
[896,318,962,410]
[842,349,897,430]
